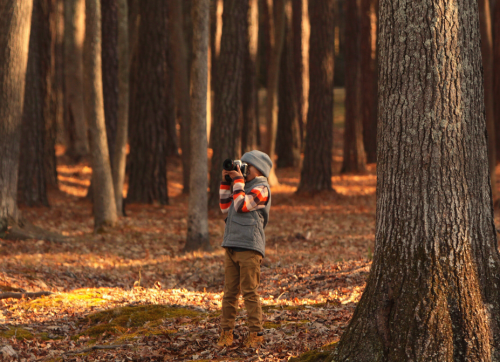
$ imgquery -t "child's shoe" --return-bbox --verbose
[244,331,264,348]
[217,329,233,347]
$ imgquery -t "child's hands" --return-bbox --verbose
[222,165,243,182]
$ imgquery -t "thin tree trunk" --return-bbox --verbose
[479,0,497,205]
[495,0,500,164]
[165,44,178,157]
[167,0,191,194]
[183,0,193,80]
[112,0,129,216]
[185,0,211,252]
[332,0,500,360]
[265,0,285,186]
[241,0,259,154]
[296,0,334,194]
[101,0,118,165]
[291,0,304,143]
[55,0,65,150]
[0,1,33,231]
[127,0,169,205]
[64,0,88,161]
[276,1,300,169]
[341,0,366,173]
[359,0,378,163]
[84,0,117,231]
[208,0,247,208]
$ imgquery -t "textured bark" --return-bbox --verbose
[0,0,33,231]
[167,0,192,193]
[479,0,497,205]
[101,0,119,164]
[183,0,193,80]
[84,0,117,230]
[332,1,500,360]
[265,0,285,186]
[185,0,211,252]
[341,0,366,174]
[359,0,378,163]
[165,44,178,157]
[127,0,169,205]
[241,0,259,154]
[296,0,334,194]
[127,0,139,61]
[19,0,56,207]
[112,0,129,216]
[495,0,500,163]
[64,0,88,160]
[291,0,304,143]
[208,0,247,208]
[276,1,300,169]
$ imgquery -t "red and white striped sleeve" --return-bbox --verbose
[232,177,269,213]
[219,181,233,214]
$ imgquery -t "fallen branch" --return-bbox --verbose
[0,291,52,300]
[64,344,130,355]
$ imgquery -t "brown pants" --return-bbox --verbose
[221,248,263,332]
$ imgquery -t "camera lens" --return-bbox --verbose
[222,159,234,171]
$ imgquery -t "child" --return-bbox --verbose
[217,150,273,349]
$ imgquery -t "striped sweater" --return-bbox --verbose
[220,176,269,213]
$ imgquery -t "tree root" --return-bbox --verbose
[0,291,52,300]
[0,220,70,243]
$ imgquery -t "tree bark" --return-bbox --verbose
[167,0,192,194]
[479,0,497,205]
[495,0,500,164]
[359,0,378,163]
[185,0,211,252]
[127,0,169,205]
[241,0,259,154]
[64,0,88,161]
[296,0,334,194]
[276,1,300,169]
[341,0,366,174]
[264,0,285,186]
[165,43,178,157]
[84,0,117,231]
[332,0,500,360]
[291,0,304,144]
[112,0,129,216]
[208,0,247,208]
[0,0,33,231]
[101,0,119,165]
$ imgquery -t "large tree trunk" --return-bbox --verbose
[101,0,118,165]
[64,0,88,161]
[185,0,211,252]
[479,0,497,205]
[112,0,129,216]
[127,0,169,205]
[208,0,247,208]
[84,0,117,231]
[359,0,378,163]
[241,0,259,154]
[296,0,334,194]
[0,1,33,231]
[276,1,300,169]
[341,0,366,174]
[167,0,191,194]
[19,0,57,207]
[332,0,500,360]
[264,0,285,186]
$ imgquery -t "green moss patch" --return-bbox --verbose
[264,322,281,329]
[289,342,338,362]
[22,290,107,310]
[0,327,34,340]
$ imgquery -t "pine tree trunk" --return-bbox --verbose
[296,0,334,194]
[165,44,178,157]
[183,0,193,80]
[64,0,88,160]
[276,1,300,169]
[241,0,259,154]
[19,0,55,207]
[479,0,497,205]
[359,0,378,163]
[332,1,500,360]
[265,0,285,186]
[495,0,500,164]
[208,0,247,208]
[101,0,118,165]
[84,0,117,231]
[112,0,129,216]
[167,0,192,194]
[185,0,211,252]
[341,0,366,174]
[291,0,304,143]
[127,0,169,205]
[0,0,33,231]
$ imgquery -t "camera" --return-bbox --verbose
[223,159,248,182]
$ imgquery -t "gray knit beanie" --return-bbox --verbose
[241,150,273,178]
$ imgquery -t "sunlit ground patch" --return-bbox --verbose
[20,289,109,311]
